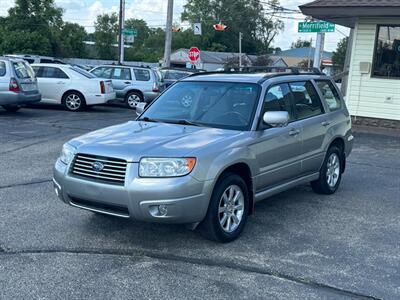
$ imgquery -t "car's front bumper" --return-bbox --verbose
[53,159,213,224]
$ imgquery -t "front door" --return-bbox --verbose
[251,83,302,192]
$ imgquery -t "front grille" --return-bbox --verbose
[71,153,127,185]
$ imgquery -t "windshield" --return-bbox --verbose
[140,81,260,131]
[70,66,97,78]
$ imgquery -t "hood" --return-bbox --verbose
[69,121,241,162]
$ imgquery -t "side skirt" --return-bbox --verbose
[254,173,319,203]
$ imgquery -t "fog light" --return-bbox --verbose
[158,205,168,216]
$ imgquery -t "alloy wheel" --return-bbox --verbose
[65,94,82,111]
[218,185,245,233]
[326,153,340,188]
[127,94,141,108]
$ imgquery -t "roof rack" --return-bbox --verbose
[186,66,323,80]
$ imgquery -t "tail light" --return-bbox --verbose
[9,78,20,93]
[100,81,105,94]
[152,83,160,93]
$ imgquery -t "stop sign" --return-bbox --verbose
[188,47,200,63]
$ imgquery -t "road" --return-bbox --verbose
[0,105,399,299]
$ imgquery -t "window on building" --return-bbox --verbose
[373,25,400,78]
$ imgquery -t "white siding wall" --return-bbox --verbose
[347,18,400,121]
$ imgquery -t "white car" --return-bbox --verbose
[31,64,115,111]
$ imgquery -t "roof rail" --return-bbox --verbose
[224,66,322,75]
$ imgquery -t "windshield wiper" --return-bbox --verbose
[163,119,202,127]
[138,116,159,123]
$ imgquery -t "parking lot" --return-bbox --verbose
[0,105,399,299]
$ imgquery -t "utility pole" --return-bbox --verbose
[239,32,243,70]
[163,0,174,68]
[118,0,125,64]
[307,38,313,68]
[313,32,325,69]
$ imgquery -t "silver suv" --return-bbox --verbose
[0,57,41,112]
[90,65,162,109]
[53,70,353,242]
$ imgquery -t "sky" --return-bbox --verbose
[0,0,350,52]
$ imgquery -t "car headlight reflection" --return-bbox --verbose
[139,157,196,177]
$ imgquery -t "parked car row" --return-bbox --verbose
[1,55,203,112]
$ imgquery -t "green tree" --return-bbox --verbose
[291,38,311,49]
[181,0,284,54]
[59,22,87,58]
[0,0,63,56]
[94,13,118,60]
[332,37,348,70]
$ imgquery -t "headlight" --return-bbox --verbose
[60,143,76,165]
[139,157,196,177]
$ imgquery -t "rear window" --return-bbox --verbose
[133,69,150,81]
[0,61,6,76]
[12,61,35,79]
[70,66,96,79]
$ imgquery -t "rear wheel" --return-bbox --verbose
[198,173,249,243]
[311,146,343,194]
[62,91,86,111]
[125,91,143,109]
[2,105,21,112]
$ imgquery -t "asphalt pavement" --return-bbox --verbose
[0,104,399,300]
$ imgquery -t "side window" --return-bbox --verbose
[289,81,324,120]
[133,69,150,81]
[111,68,131,80]
[316,80,342,111]
[32,66,43,77]
[40,67,69,79]
[263,83,294,121]
[91,67,112,79]
[0,61,6,76]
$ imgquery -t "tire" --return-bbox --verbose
[125,91,143,109]
[62,91,86,112]
[198,173,249,243]
[311,146,343,195]
[2,105,21,112]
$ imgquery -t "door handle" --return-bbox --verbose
[57,81,65,84]
[321,121,331,127]
[124,81,131,84]
[289,129,300,136]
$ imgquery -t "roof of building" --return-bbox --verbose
[275,47,332,59]
[300,0,400,27]
[301,0,400,7]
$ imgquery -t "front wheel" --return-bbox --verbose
[311,146,343,194]
[2,105,21,112]
[198,173,249,243]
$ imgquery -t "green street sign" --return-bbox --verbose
[298,22,335,33]
[123,28,138,37]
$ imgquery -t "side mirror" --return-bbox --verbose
[136,102,146,117]
[263,111,289,127]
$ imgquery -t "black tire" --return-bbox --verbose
[311,146,343,195]
[2,105,21,112]
[198,173,249,243]
[62,91,86,112]
[125,91,143,109]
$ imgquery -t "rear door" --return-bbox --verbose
[252,83,302,191]
[110,67,133,99]
[289,80,328,175]
[33,66,70,103]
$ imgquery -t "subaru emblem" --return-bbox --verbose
[92,161,104,172]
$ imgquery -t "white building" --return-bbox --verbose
[301,0,400,126]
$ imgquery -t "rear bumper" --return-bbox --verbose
[86,92,116,105]
[143,91,159,103]
[0,91,41,106]
[53,158,213,224]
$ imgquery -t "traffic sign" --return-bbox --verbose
[193,23,202,35]
[188,47,200,63]
[123,28,138,37]
[298,22,335,33]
